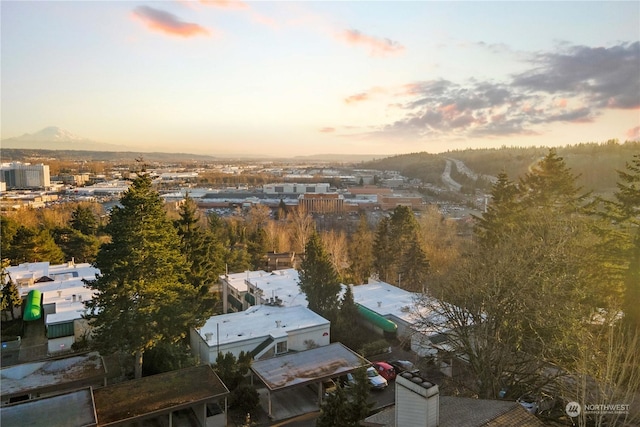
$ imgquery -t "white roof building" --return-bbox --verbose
[351,278,453,357]
[7,261,100,354]
[191,304,330,364]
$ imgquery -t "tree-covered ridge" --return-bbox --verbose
[359,140,639,194]
[447,140,640,193]
[360,152,446,184]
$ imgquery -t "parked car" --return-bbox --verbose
[322,379,337,397]
[366,366,388,390]
[373,361,396,381]
[517,394,538,414]
[338,372,355,388]
[517,393,556,415]
[388,359,415,374]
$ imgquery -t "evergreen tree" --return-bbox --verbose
[298,232,341,320]
[519,148,584,210]
[1,261,22,321]
[607,154,640,328]
[70,205,98,235]
[399,234,430,292]
[417,152,604,398]
[473,172,521,248]
[317,366,372,427]
[372,217,392,282]
[8,226,65,265]
[347,214,374,285]
[85,175,200,379]
[247,228,269,269]
[333,284,360,345]
[175,195,224,319]
[1,215,19,259]
[53,227,100,263]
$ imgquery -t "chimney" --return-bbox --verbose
[377,301,382,308]
[72,294,77,302]
[275,320,281,328]
[395,371,439,427]
[205,332,213,342]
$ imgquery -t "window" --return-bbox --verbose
[275,341,288,354]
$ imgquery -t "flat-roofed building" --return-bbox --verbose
[298,193,344,214]
[379,195,424,211]
[7,261,99,354]
[1,162,50,189]
[263,183,330,194]
[191,304,330,363]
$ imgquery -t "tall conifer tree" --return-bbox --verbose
[85,175,199,379]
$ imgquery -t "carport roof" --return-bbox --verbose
[251,342,368,391]
[93,364,229,426]
[1,388,97,427]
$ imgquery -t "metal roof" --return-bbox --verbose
[0,388,97,427]
[251,342,368,391]
[1,352,106,399]
[93,365,229,426]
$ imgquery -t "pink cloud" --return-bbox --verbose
[319,127,335,133]
[200,0,248,10]
[626,126,640,140]
[344,86,388,104]
[338,29,404,56]
[555,98,568,108]
[133,6,210,38]
[345,93,370,104]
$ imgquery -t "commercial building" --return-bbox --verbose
[263,183,330,195]
[298,193,344,214]
[1,162,50,189]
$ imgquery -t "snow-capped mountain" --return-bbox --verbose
[1,126,126,151]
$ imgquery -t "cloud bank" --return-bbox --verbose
[338,29,405,57]
[345,42,639,140]
[133,6,210,38]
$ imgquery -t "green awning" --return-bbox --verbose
[356,303,397,333]
[24,290,42,321]
[244,293,256,305]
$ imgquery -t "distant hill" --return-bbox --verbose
[445,140,640,194]
[0,148,219,163]
[1,126,128,152]
[292,153,387,163]
[358,141,640,195]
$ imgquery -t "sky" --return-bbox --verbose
[2,1,639,157]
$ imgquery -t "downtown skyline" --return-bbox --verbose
[2,1,639,157]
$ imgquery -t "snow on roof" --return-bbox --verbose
[248,269,308,307]
[351,280,422,323]
[197,305,328,347]
[351,279,448,330]
[1,352,105,397]
[220,270,270,293]
[7,261,99,324]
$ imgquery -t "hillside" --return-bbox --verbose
[360,141,639,195]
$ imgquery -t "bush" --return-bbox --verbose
[359,339,391,357]
[230,384,260,415]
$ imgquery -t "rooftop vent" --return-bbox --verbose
[205,332,213,342]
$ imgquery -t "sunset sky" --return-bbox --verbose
[2,1,639,157]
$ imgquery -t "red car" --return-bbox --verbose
[373,361,396,381]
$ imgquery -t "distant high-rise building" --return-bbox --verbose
[0,162,51,189]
